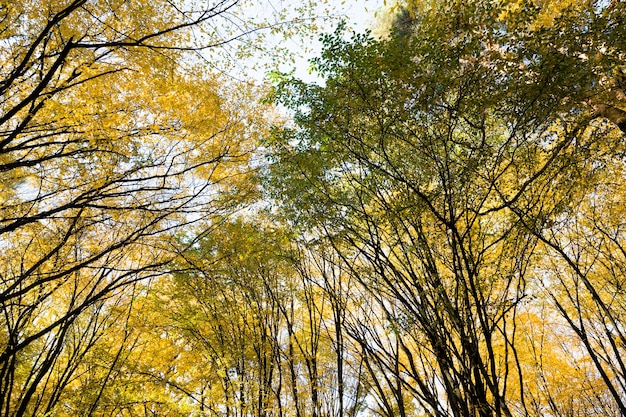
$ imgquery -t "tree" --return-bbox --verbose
[264,1,626,415]
[157,218,363,417]
[0,0,287,415]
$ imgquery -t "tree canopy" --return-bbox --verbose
[265,0,626,416]
[2,0,626,416]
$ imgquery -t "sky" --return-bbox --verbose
[212,0,386,83]
[282,0,385,83]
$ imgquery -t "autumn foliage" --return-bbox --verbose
[1,1,626,416]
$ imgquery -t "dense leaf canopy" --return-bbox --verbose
[2,1,626,416]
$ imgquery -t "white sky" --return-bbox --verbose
[289,0,385,82]
[214,0,386,83]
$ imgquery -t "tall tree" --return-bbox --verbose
[0,0,287,415]
[265,1,626,415]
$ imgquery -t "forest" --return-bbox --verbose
[1,0,625,416]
